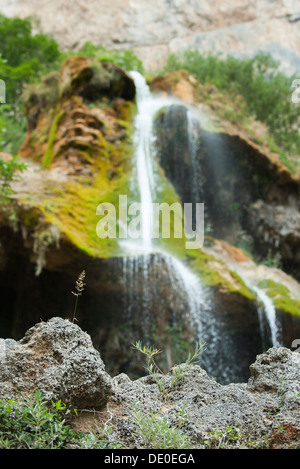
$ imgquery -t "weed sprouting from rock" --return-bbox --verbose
[132,340,205,398]
[71,270,86,323]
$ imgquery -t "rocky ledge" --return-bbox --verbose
[1,317,299,449]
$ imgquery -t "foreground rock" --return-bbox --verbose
[0,317,112,408]
[1,317,300,449]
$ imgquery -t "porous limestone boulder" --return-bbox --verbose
[109,346,300,449]
[1,318,300,448]
[0,317,112,408]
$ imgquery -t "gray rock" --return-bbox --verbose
[109,350,300,448]
[1,318,300,448]
[247,347,300,393]
[1,0,299,71]
[0,317,112,408]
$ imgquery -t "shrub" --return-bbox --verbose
[0,14,61,154]
[66,41,144,73]
[0,390,121,449]
[0,390,77,449]
[163,49,300,157]
[129,403,190,449]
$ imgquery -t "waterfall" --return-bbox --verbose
[118,71,282,383]
[252,286,282,348]
[231,265,282,348]
[186,109,203,203]
[120,71,212,365]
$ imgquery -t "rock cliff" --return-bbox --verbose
[0,58,300,386]
[1,317,299,449]
[1,0,300,72]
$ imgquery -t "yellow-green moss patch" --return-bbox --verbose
[257,279,300,317]
[186,248,255,300]
[42,108,65,168]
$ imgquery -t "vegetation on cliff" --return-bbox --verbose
[0,14,142,156]
[163,49,300,173]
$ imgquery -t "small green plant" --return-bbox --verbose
[129,403,190,449]
[207,425,241,449]
[0,390,124,449]
[75,404,124,449]
[261,249,282,269]
[131,340,205,397]
[71,270,86,322]
[79,425,123,449]
[0,390,78,449]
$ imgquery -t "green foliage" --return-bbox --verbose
[0,14,60,101]
[0,390,122,449]
[65,41,144,73]
[132,340,205,397]
[164,49,300,157]
[0,390,77,449]
[129,403,190,449]
[0,14,61,154]
[0,154,27,208]
[205,426,241,449]
[0,106,27,155]
[261,249,282,269]
[78,425,123,449]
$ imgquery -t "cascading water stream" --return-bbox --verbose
[118,71,282,383]
[252,286,282,348]
[230,265,282,348]
[120,71,213,364]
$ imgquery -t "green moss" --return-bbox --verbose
[257,279,300,317]
[185,248,255,300]
[42,108,65,168]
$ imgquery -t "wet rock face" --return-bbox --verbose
[1,318,300,449]
[154,103,300,279]
[247,200,300,280]
[20,56,136,174]
[154,104,204,205]
[59,57,136,102]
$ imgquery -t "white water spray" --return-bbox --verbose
[122,71,209,341]
[252,286,282,347]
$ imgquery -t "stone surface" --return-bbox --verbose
[1,318,300,449]
[0,317,112,408]
[98,346,300,449]
[1,0,300,72]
